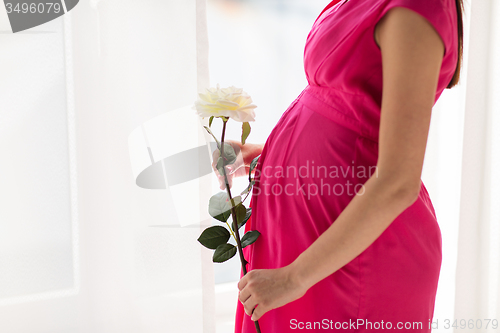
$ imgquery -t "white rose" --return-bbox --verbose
[193,84,257,122]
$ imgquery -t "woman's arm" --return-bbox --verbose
[238,140,265,176]
[238,7,445,320]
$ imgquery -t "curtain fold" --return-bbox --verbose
[0,0,215,332]
[454,0,500,330]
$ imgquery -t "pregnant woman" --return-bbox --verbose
[213,0,463,331]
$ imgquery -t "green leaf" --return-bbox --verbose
[241,230,260,248]
[220,142,237,165]
[216,156,225,176]
[216,144,237,177]
[241,180,256,196]
[249,155,260,182]
[230,195,242,208]
[197,226,230,250]
[240,207,252,228]
[209,116,214,127]
[232,204,246,230]
[204,126,221,150]
[232,207,252,232]
[250,155,260,173]
[241,122,251,145]
[209,192,242,222]
[213,243,237,263]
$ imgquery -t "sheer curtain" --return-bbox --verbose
[453,0,500,331]
[427,0,500,330]
[0,0,215,332]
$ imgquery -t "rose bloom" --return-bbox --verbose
[193,84,257,122]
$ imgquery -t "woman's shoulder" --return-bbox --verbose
[377,0,457,22]
[374,0,458,57]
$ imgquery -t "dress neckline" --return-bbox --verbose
[313,0,350,27]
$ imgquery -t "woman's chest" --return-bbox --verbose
[303,0,384,85]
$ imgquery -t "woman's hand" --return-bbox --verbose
[211,140,246,190]
[211,140,264,190]
[237,265,308,321]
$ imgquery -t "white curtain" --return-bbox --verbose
[0,1,216,332]
[421,0,500,331]
[453,0,500,330]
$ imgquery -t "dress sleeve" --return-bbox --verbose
[374,0,456,56]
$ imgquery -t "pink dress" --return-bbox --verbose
[235,0,458,332]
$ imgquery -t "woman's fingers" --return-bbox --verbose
[242,295,258,317]
[251,304,266,321]
[211,141,243,190]
[238,287,251,304]
[219,173,233,190]
[237,270,251,290]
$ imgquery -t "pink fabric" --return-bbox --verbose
[235,0,458,332]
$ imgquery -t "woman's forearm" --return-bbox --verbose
[243,142,265,171]
[288,174,420,290]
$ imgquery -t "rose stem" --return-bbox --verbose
[220,118,262,333]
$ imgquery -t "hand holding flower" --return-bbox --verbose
[237,264,309,321]
[211,140,245,190]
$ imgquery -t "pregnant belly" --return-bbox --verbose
[252,96,379,239]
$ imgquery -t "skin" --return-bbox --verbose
[218,7,445,321]
[212,140,265,190]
